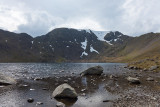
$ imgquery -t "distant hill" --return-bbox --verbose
[0,28,159,63]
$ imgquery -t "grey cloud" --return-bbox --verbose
[0,0,160,37]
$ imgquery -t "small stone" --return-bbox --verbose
[127,76,141,84]
[42,88,48,90]
[81,93,86,96]
[146,77,154,81]
[27,98,34,103]
[103,100,110,102]
[36,102,43,105]
[30,88,35,91]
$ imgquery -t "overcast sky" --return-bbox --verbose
[0,0,160,37]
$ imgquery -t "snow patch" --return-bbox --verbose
[5,40,7,43]
[114,39,117,42]
[66,46,69,48]
[91,31,113,45]
[90,45,99,54]
[81,37,87,50]
[80,51,88,58]
[31,41,33,44]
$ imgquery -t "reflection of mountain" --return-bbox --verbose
[0,28,160,62]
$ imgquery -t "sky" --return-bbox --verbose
[0,0,160,37]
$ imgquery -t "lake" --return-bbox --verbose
[0,63,159,107]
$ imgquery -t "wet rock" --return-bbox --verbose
[0,74,17,85]
[127,77,140,84]
[80,66,103,76]
[36,102,43,105]
[52,83,78,99]
[27,98,34,103]
[149,65,158,71]
[146,77,154,81]
[56,102,65,107]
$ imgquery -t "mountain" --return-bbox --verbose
[0,28,159,63]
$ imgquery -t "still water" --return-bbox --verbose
[0,63,127,107]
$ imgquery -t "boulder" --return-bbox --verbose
[0,74,17,85]
[149,65,158,71]
[127,77,140,84]
[80,66,103,76]
[52,83,78,99]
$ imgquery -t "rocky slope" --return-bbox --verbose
[0,28,160,63]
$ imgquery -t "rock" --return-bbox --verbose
[143,68,147,71]
[42,88,48,90]
[56,102,65,107]
[149,65,158,71]
[110,75,118,79]
[30,88,35,91]
[127,77,140,84]
[0,74,17,85]
[36,102,43,105]
[146,77,154,81]
[27,98,34,103]
[80,66,103,76]
[103,100,110,102]
[59,70,65,73]
[34,77,42,81]
[52,83,78,99]
[128,66,134,69]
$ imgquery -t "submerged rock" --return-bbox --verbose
[0,74,17,85]
[80,66,103,76]
[52,83,78,99]
[127,77,140,84]
[27,98,34,103]
[56,102,65,107]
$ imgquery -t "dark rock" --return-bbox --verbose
[103,100,111,102]
[80,66,103,76]
[27,98,34,103]
[42,88,48,90]
[52,83,78,99]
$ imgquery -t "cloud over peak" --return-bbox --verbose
[0,0,160,37]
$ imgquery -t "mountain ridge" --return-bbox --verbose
[0,28,159,63]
